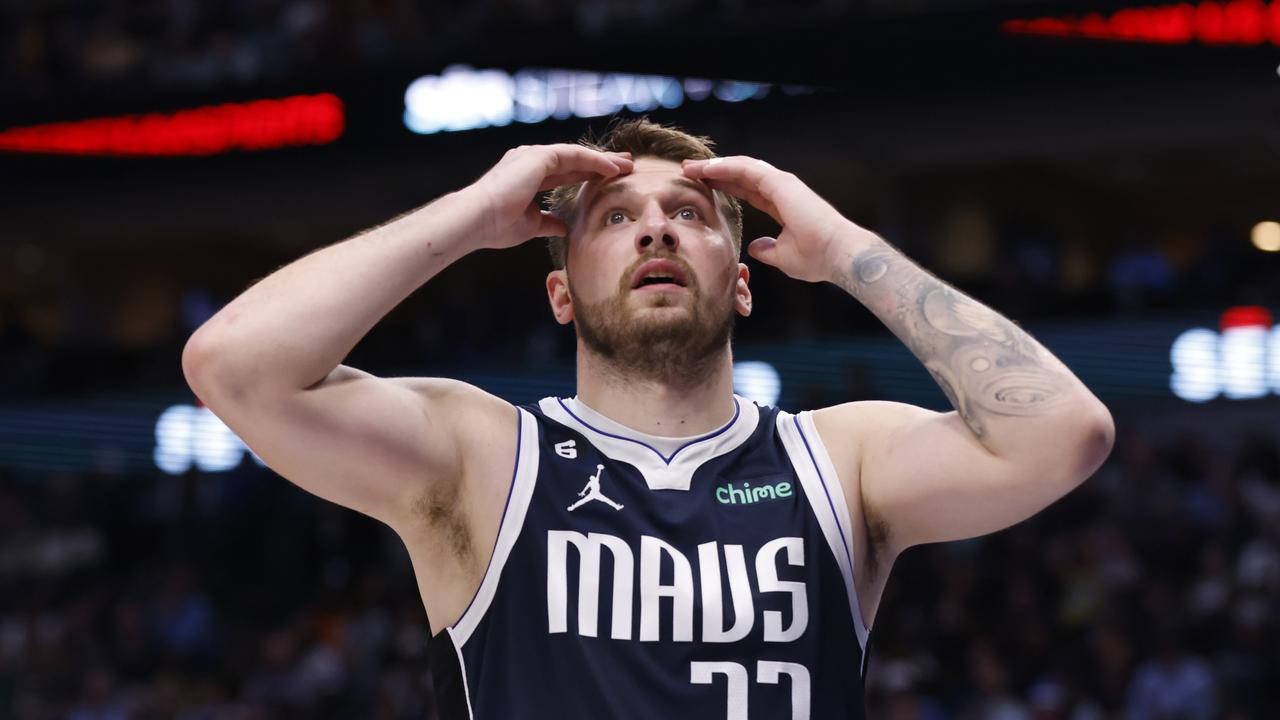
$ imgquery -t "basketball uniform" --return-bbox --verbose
[428,394,871,719]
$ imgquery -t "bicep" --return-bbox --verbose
[203,365,494,528]
[836,401,1069,555]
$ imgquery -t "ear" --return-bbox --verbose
[734,262,752,317]
[546,269,574,325]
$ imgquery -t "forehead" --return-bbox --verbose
[579,157,713,212]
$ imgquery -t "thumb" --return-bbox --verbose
[535,208,569,239]
[747,236,780,266]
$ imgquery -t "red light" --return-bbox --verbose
[1002,0,1280,45]
[0,93,345,157]
[1220,305,1273,330]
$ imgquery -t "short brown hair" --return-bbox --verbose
[543,116,744,269]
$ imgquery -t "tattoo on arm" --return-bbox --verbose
[834,241,1071,440]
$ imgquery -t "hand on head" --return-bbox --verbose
[469,145,635,250]
[681,156,854,283]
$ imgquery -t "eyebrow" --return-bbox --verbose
[581,176,716,220]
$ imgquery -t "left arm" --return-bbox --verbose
[683,156,1115,559]
[820,229,1114,555]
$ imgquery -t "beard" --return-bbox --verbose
[570,252,736,387]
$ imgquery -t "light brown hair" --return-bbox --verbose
[544,116,744,269]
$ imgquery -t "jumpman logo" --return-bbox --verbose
[567,464,624,512]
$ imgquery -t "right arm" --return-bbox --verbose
[181,145,634,533]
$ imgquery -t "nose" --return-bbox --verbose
[634,201,679,253]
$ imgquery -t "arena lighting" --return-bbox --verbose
[0,93,344,157]
[1252,221,1280,251]
[154,403,267,475]
[1170,306,1280,401]
[1002,0,1280,45]
[733,361,783,406]
[403,65,805,135]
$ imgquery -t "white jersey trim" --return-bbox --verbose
[450,407,541,648]
[446,626,476,720]
[776,409,870,655]
[538,394,760,491]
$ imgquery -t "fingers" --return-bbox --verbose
[683,157,783,223]
[536,146,632,192]
[538,170,615,193]
[704,178,781,223]
[534,207,569,239]
[549,144,633,180]
[682,156,775,184]
[746,236,780,266]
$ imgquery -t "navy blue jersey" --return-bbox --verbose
[428,395,871,719]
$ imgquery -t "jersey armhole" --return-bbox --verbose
[448,406,541,647]
[778,409,872,656]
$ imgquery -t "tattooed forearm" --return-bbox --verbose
[834,239,1072,440]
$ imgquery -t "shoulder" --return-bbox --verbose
[805,400,938,561]
[809,399,936,435]
[804,400,928,462]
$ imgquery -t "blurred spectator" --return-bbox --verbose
[1123,625,1216,720]
[1105,240,1175,314]
[2,420,1280,716]
[959,638,1029,720]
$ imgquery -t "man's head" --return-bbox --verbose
[542,118,751,385]
[544,118,745,268]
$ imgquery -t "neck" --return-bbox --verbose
[575,342,737,437]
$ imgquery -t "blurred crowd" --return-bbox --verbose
[0,461,436,719]
[864,427,1280,720]
[1,412,1278,718]
[0,0,848,98]
[0,0,543,97]
[3,0,419,96]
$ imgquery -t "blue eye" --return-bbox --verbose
[604,205,701,226]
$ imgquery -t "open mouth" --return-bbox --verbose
[636,276,684,288]
[630,259,689,290]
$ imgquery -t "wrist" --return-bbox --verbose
[445,184,502,250]
[392,189,490,262]
[823,222,884,283]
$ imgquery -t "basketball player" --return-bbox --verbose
[181,118,1114,718]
